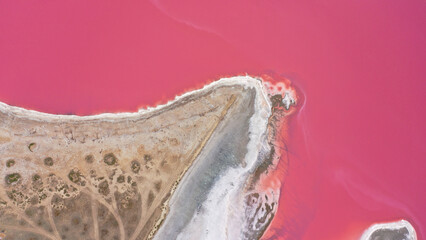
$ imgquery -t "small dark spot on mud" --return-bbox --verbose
[117,175,125,183]
[85,154,94,164]
[154,181,162,192]
[103,153,117,165]
[44,157,54,166]
[28,142,36,152]
[98,180,110,196]
[131,160,140,173]
[147,191,155,207]
[6,159,15,167]
[5,173,21,185]
[68,169,81,183]
[144,154,152,162]
[32,174,41,182]
[39,193,47,201]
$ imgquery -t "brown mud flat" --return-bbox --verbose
[0,77,295,240]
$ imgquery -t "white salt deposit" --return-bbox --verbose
[360,220,417,240]
[157,76,295,239]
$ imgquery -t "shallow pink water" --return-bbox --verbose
[1,1,425,239]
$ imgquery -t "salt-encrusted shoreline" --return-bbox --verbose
[0,75,295,122]
[0,75,297,240]
[360,220,417,240]
[153,76,296,239]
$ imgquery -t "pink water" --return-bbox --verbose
[1,1,425,239]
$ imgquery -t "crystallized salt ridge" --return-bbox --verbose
[360,220,417,240]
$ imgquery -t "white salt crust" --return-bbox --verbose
[0,75,288,122]
[163,76,293,240]
[360,220,417,240]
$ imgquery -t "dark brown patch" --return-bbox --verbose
[6,159,15,167]
[131,160,141,173]
[103,153,117,165]
[68,169,81,183]
[98,180,109,196]
[147,191,155,207]
[5,173,21,185]
[144,154,152,162]
[85,154,94,164]
[154,181,162,192]
[28,142,36,152]
[32,174,41,182]
[44,157,54,166]
[117,175,125,183]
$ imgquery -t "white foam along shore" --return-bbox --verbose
[360,220,417,240]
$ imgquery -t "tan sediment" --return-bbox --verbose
[0,76,296,240]
[144,95,237,240]
[0,80,247,240]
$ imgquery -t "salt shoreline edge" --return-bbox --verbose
[360,219,417,240]
[0,75,296,121]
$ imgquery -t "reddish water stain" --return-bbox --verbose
[0,1,424,239]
